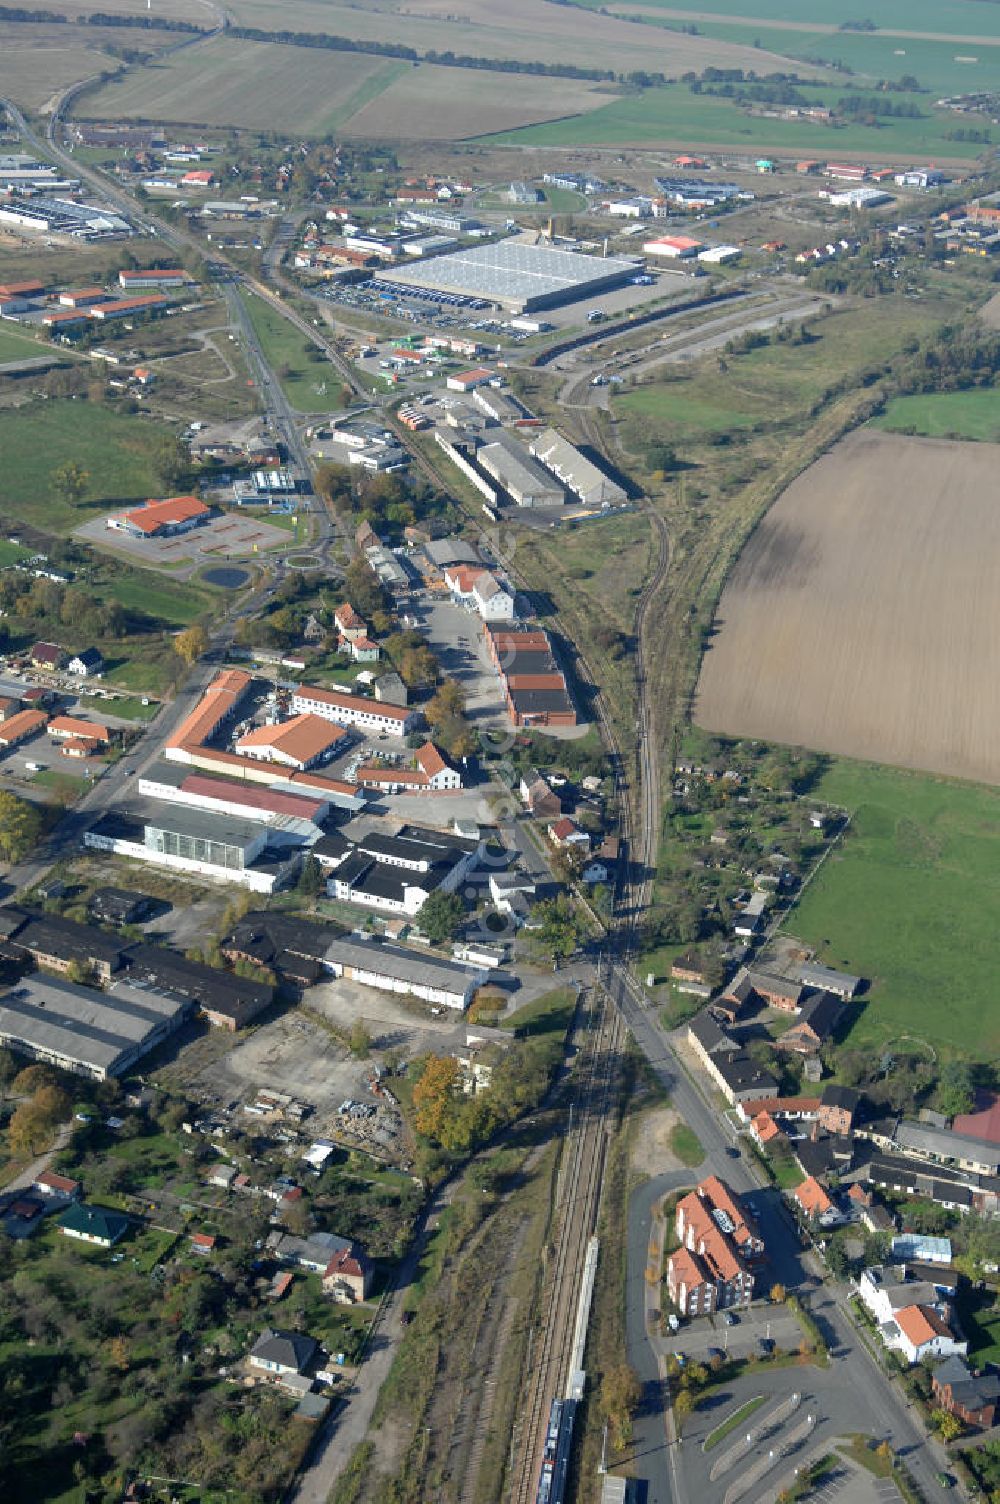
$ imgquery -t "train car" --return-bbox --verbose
[535,1398,577,1504]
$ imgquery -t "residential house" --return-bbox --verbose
[30,641,65,671]
[888,1304,967,1366]
[349,636,381,663]
[67,648,104,678]
[59,1202,130,1247]
[793,1175,843,1227]
[818,1084,861,1135]
[190,1232,216,1255]
[33,1169,80,1199]
[322,1244,373,1303]
[932,1355,1000,1429]
[859,1266,947,1326]
[778,993,845,1055]
[249,1328,318,1381]
[750,1110,784,1148]
[334,603,367,641]
[520,770,561,820]
[548,816,590,852]
[667,1176,762,1316]
[267,1230,353,1273]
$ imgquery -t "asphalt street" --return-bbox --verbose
[610,972,957,1504]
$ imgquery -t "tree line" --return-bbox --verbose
[226,23,671,84]
[0,4,205,29]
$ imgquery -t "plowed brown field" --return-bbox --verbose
[695,428,1000,785]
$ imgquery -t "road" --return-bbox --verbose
[607,966,957,1503]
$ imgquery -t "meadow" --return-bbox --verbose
[0,401,179,536]
[874,388,1000,441]
[784,758,1000,1059]
[587,0,1000,35]
[0,324,48,363]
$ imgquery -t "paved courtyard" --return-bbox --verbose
[76,510,292,578]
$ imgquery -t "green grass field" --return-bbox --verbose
[242,292,346,413]
[0,325,46,364]
[0,401,175,535]
[487,81,984,159]
[568,0,999,36]
[99,572,209,627]
[0,539,32,567]
[783,759,1000,1059]
[670,1123,705,1167]
[874,388,1000,441]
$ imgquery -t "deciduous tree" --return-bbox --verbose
[0,790,43,864]
[174,623,209,666]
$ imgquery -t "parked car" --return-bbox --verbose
[723,1312,739,1327]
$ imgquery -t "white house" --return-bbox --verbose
[67,648,104,678]
[884,1304,967,1366]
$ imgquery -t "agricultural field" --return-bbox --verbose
[27,0,210,19]
[341,63,614,141]
[223,0,808,78]
[80,34,625,139]
[784,757,1000,1059]
[490,79,987,159]
[0,27,118,112]
[875,388,1000,441]
[695,428,1000,787]
[589,0,1000,35]
[81,37,405,134]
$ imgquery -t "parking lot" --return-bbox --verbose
[75,510,291,578]
[667,1300,802,1365]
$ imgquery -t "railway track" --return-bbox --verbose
[508,989,625,1504]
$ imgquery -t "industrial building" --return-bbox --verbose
[291,684,419,736]
[643,234,703,259]
[529,429,627,509]
[379,241,641,314]
[478,431,564,508]
[0,974,190,1080]
[0,196,131,239]
[235,714,347,772]
[322,822,483,918]
[322,936,488,1010]
[485,626,576,728]
[108,495,210,539]
[84,804,303,894]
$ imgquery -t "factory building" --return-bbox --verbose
[0,974,190,1081]
[478,431,564,508]
[380,241,640,315]
[529,429,627,509]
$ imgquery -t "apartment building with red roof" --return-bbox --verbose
[668,1176,762,1317]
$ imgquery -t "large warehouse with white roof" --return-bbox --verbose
[378,241,641,314]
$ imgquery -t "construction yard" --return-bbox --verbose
[695,428,1000,788]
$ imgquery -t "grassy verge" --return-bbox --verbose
[670,1123,704,1167]
[703,1394,766,1452]
[241,291,349,413]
